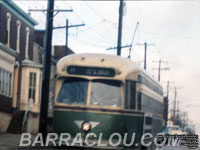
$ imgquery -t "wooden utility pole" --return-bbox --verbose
[53,19,85,55]
[162,81,174,125]
[173,87,177,125]
[170,87,182,125]
[29,6,73,56]
[117,0,124,56]
[152,60,169,82]
[39,0,54,142]
[137,42,155,70]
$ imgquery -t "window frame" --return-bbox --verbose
[0,67,12,97]
[56,77,123,109]
[28,72,37,102]
[125,80,137,110]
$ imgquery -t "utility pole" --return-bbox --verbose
[177,100,180,125]
[107,1,129,56]
[117,0,124,56]
[173,87,177,125]
[38,0,54,142]
[28,9,73,17]
[166,81,174,98]
[30,3,73,142]
[152,60,169,82]
[106,45,131,51]
[53,19,85,55]
[137,42,155,70]
[29,7,73,55]
[162,81,174,125]
[183,112,187,128]
[170,87,182,125]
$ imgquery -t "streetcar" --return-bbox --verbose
[53,53,164,149]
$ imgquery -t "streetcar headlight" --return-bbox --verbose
[81,122,91,131]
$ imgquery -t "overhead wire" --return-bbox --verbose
[94,23,117,47]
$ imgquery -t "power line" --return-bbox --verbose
[143,30,200,39]
[79,19,105,33]
[94,24,117,47]
[84,1,117,26]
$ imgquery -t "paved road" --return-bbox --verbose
[156,146,200,150]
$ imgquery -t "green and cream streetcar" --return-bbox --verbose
[53,53,164,149]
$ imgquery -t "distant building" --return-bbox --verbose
[0,0,74,133]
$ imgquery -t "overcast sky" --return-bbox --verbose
[14,0,200,135]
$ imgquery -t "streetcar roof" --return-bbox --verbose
[57,53,162,87]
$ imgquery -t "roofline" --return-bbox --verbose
[134,67,163,88]
[35,30,45,33]
[58,53,163,88]
[1,0,38,27]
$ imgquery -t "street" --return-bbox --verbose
[157,146,200,150]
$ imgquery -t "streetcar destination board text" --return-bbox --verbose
[67,65,115,77]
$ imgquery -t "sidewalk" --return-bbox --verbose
[0,133,39,150]
[0,133,21,148]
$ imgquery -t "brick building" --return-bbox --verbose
[0,0,74,133]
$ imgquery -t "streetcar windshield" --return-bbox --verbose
[57,78,122,107]
[57,78,88,104]
[90,79,122,107]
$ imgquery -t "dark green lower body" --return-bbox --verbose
[53,109,162,149]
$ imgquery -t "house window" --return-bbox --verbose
[6,13,11,47]
[2,70,5,94]
[9,73,12,96]
[16,20,21,52]
[29,72,36,102]
[25,27,30,59]
[0,68,12,97]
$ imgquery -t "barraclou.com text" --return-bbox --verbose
[19,133,181,147]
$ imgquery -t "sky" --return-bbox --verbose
[13,0,200,135]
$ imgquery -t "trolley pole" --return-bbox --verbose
[39,0,54,142]
[117,0,124,56]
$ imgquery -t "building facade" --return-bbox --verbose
[0,0,42,132]
[0,0,74,133]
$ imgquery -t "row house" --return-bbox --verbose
[0,0,43,133]
[0,0,74,133]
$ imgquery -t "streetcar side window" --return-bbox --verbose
[138,92,142,110]
[125,80,129,109]
[57,78,89,104]
[130,81,136,109]
[125,80,136,110]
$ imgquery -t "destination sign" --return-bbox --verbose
[67,65,115,77]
